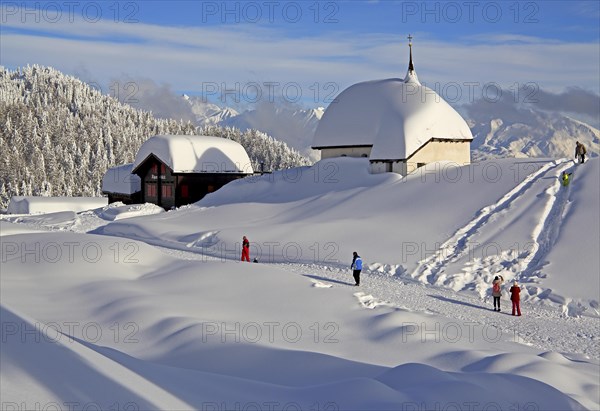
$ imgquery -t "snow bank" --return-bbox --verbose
[98,202,165,221]
[0,203,166,234]
[7,196,108,214]
[0,220,48,236]
[201,156,399,206]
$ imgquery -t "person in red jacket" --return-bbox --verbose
[510,280,522,316]
[241,236,250,262]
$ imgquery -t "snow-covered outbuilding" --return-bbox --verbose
[312,36,473,175]
[103,135,253,209]
[101,163,142,204]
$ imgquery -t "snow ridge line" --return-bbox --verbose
[518,161,575,281]
[410,159,568,283]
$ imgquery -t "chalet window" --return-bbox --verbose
[162,184,173,198]
[151,164,158,174]
[386,162,393,172]
[146,183,157,197]
[160,164,166,174]
[181,184,189,198]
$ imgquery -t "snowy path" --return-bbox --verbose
[156,246,600,361]
[400,159,597,320]
[410,159,568,284]
[520,162,574,278]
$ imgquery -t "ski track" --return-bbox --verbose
[519,162,574,278]
[155,246,600,361]
[410,159,568,284]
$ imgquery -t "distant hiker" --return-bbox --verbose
[510,280,522,316]
[241,236,250,262]
[350,251,363,286]
[575,141,587,163]
[561,171,572,187]
[492,275,504,311]
[253,258,258,263]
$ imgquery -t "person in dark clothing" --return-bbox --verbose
[350,251,363,286]
[575,141,587,164]
[492,275,504,311]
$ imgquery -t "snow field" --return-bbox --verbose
[97,157,600,317]
[2,157,599,410]
[1,231,598,410]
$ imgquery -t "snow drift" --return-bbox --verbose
[7,196,108,214]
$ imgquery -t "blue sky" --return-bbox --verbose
[1,1,599,111]
[134,1,599,41]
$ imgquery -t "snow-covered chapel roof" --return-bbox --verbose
[312,37,472,160]
[132,135,253,174]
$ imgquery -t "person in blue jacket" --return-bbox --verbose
[351,251,363,286]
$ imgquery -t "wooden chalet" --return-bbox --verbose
[104,135,254,209]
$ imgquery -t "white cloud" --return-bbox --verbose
[1,9,598,107]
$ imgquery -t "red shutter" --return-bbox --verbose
[146,183,157,197]
[162,184,173,198]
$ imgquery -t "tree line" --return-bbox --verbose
[0,66,310,208]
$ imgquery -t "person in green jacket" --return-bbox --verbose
[561,171,572,187]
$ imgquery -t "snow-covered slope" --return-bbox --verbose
[1,227,597,410]
[96,157,599,317]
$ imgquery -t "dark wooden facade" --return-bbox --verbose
[105,191,142,205]
[133,154,248,209]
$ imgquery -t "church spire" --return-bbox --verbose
[408,34,414,72]
[404,34,420,85]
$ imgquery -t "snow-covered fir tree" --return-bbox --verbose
[0,66,310,208]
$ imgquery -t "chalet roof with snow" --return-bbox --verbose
[312,37,473,161]
[132,135,253,174]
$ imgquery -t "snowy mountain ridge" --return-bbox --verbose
[183,95,240,126]
[185,96,324,160]
[469,108,599,161]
